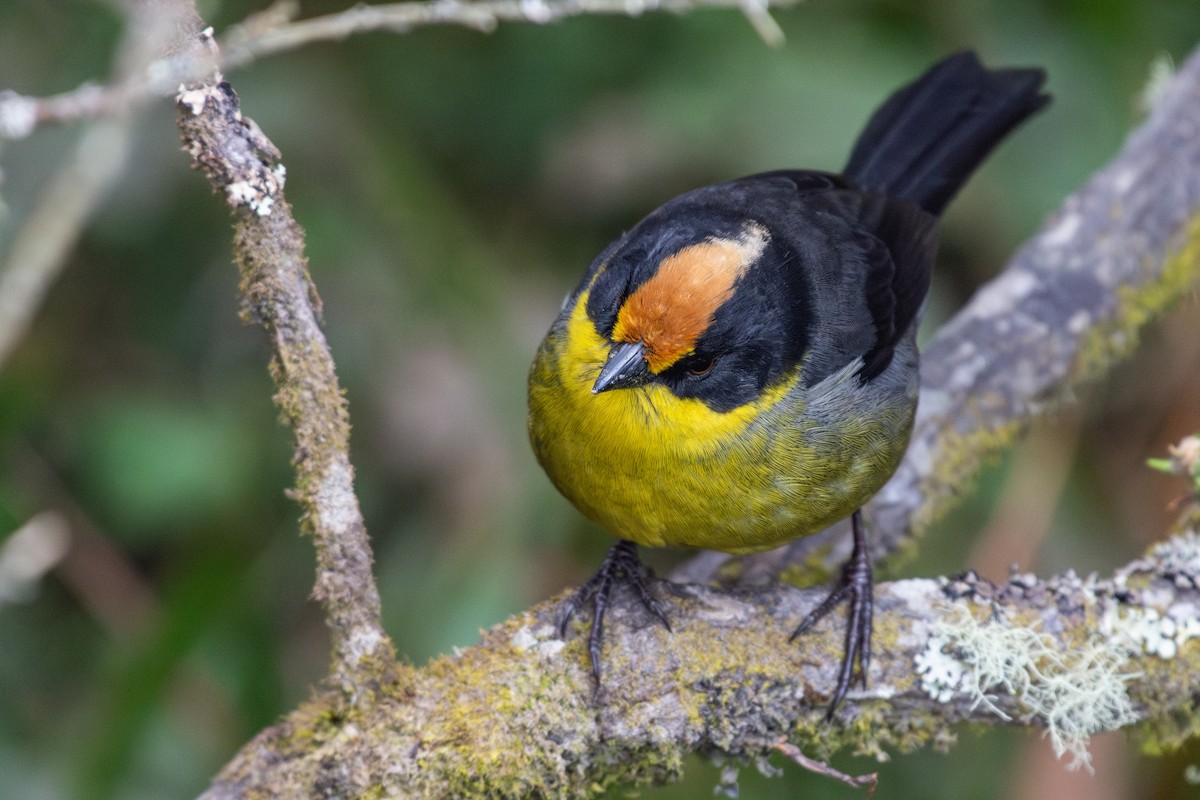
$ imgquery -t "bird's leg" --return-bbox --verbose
[557,539,671,682]
[790,509,873,718]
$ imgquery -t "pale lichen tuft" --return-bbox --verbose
[918,604,1137,771]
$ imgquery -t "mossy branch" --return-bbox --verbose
[175,39,398,699]
[197,523,1200,799]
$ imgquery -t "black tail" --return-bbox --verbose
[843,51,1049,216]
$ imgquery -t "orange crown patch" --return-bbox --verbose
[611,224,769,373]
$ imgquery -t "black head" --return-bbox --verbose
[577,179,817,413]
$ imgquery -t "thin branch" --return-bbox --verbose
[0,0,796,138]
[174,42,397,698]
[773,741,878,794]
[219,0,793,61]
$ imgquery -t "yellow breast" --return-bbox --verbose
[527,292,913,553]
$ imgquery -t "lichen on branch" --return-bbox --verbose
[175,53,398,699]
[197,526,1200,799]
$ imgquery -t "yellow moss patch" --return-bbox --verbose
[1072,213,1200,387]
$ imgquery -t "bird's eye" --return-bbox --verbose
[684,355,716,376]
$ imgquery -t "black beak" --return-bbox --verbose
[592,341,651,394]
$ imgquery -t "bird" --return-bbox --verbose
[527,51,1049,713]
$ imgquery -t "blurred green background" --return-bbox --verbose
[2,0,1199,798]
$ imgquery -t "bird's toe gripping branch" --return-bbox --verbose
[557,539,672,683]
[791,509,874,718]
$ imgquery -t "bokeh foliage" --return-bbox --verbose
[1,1,1199,798]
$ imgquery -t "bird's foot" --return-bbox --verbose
[557,539,671,683]
[790,509,873,719]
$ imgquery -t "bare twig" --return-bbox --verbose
[219,0,795,61]
[0,0,796,138]
[773,740,878,795]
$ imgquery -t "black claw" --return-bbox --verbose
[790,509,874,719]
[558,539,671,683]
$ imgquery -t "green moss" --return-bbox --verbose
[1130,640,1200,756]
[270,698,347,757]
[393,611,623,798]
[714,557,746,584]
[777,548,835,588]
[1072,214,1200,387]
[914,416,1024,537]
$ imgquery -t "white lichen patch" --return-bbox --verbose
[346,626,385,665]
[917,604,1137,772]
[519,0,553,23]
[176,83,220,116]
[511,625,538,651]
[1067,310,1092,334]
[223,160,285,217]
[225,179,277,216]
[1042,211,1083,248]
[964,267,1038,317]
[915,634,969,704]
[848,683,898,702]
[887,577,941,604]
[226,180,257,205]
[510,623,566,659]
[1138,530,1200,589]
[1100,600,1200,660]
[315,458,359,535]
